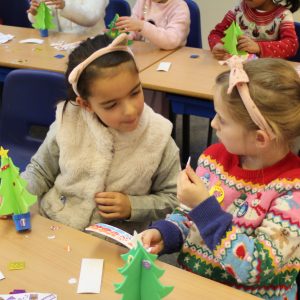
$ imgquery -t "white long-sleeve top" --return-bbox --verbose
[28,0,108,35]
[130,0,190,50]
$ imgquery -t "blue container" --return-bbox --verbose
[39,29,48,37]
[13,212,31,231]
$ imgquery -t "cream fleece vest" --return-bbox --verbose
[40,102,172,231]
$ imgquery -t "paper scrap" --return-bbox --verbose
[0,293,57,299]
[50,41,81,51]
[156,62,171,72]
[19,38,44,44]
[0,33,14,44]
[77,258,104,294]
[68,277,77,285]
[8,261,25,270]
[0,271,5,280]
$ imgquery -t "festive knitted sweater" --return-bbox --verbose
[152,143,300,300]
[130,0,190,50]
[208,0,298,58]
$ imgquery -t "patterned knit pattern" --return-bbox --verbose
[153,143,300,300]
[208,0,298,58]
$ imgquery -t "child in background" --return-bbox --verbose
[142,57,300,300]
[209,0,300,60]
[115,0,190,50]
[21,33,180,234]
[27,0,108,35]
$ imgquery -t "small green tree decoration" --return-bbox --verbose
[32,2,56,37]
[106,14,133,45]
[222,22,247,56]
[115,241,174,300]
[0,147,37,231]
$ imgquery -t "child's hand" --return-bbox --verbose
[177,165,209,208]
[27,0,40,15]
[141,229,164,254]
[115,16,144,33]
[45,0,65,9]
[95,192,131,220]
[212,43,230,60]
[237,35,260,54]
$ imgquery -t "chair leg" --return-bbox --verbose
[182,114,190,163]
[169,101,176,140]
[207,118,213,147]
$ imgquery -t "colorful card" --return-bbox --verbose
[86,223,134,249]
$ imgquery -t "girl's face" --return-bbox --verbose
[211,85,257,155]
[83,62,144,132]
[244,0,276,10]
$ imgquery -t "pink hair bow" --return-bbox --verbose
[219,56,275,139]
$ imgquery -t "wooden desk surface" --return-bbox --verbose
[0,25,174,73]
[140,47,228,100]
[0,214,260,299]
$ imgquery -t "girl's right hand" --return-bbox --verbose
[212,43,230,60]
[28,0,40,15]
[141,229,164,254]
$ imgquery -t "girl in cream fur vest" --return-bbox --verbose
[21,33,180,234]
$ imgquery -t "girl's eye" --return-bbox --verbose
[103,102,117,110]
[131,89,141,97]
[218,114,225,124]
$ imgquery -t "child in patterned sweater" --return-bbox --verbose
[209,0,300,60]
[142,57,300,300]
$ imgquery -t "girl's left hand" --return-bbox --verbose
[115,16,144,33]
[237,35,260,54]
[95,192,131,220]
[177,165,209,208]
[45,0,65,9]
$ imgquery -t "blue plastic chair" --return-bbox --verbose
[289,22,300,62]
[104,0,131,27]
[0,0,32,28]
[0,69,67,171]
[167,0,209,163]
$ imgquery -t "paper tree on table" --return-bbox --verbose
[0,147,37,231]
[106,14,133,45]
[32,2,56,37]
[222,22,247,56]
[115,240,174,300]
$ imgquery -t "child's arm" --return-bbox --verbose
[21,122,60,200]
[58,0,108,27]
[255,13,298,58]
[208,9,236,51]
[116,3,190,50]
[188,188,300,286]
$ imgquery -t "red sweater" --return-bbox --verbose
[208,0,298,58]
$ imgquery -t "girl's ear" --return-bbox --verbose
[255,130,271,149]
[76,97,93,112]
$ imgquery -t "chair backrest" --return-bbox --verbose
[104,0,131,28]
[185,0,202,48]
[0,69,67,171]
[0,0,32,28]
[289,22,300,62]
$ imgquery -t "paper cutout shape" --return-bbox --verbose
[156,62,171,72]
[0,147,37,231]
[0,293,57,300]
[106,13,133,45]
[115,241,174,300]
[86,223,134,249]
[0,33,14,44]
[32,2,56,31]
[19,38,44,44]
[222,22,247,56]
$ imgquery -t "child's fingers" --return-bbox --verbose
[185,165,201,184]
[116,16,130,22]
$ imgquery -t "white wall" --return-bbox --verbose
[127,0,300,49]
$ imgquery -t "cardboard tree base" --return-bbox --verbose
[13,212,31,231]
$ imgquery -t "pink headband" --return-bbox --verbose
[68,33,135,96]
[220,56,276,139]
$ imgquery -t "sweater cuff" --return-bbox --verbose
[189,196,232,251]
[150,220,183,255]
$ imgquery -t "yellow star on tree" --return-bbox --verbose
[0,147,9,158]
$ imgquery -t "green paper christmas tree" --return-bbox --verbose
[115,241,173,300]
[0,147,37,216]
[32,2,56,30]
[222,22,247,56]
[106,14,133,45]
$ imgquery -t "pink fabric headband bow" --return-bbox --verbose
[68,33,135,96]
[220,56,276,139]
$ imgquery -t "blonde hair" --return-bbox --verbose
[216,58,300,145]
